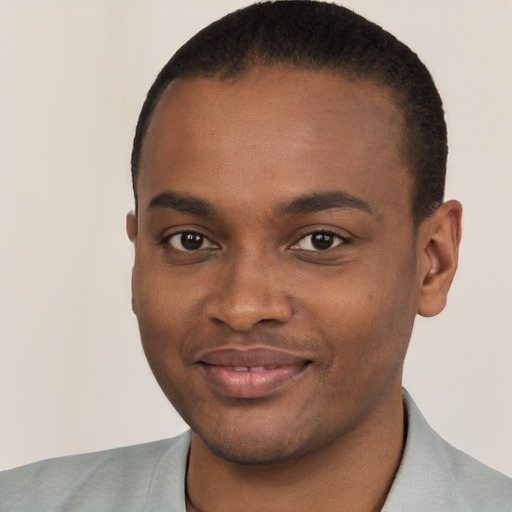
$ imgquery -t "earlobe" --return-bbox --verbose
[126,210,138,243]
[417,200,462,317]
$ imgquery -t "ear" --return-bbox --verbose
[126,210,137,243]
[417,200,462,317]
[126,210,138,314]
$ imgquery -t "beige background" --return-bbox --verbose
[1,0,511,475]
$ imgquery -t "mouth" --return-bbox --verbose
[195,347,312,399]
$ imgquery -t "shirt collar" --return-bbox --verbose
[382,389,461,511]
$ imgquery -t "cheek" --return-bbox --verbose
[133,251,201,321]
[132,265,212,427]
[311,253,418,370]
[132,259,200,363]
[132,268,197,411]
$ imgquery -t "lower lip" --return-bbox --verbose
[200,364,309,399]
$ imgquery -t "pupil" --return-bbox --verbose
[312,233,333,250]
[181,232,203,250]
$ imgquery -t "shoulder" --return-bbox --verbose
[0,432,191,512]
[436,434,512,510]
[383,391,512,512]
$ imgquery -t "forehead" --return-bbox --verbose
[138,67,412,217]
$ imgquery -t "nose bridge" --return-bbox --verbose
[206,247,293,331]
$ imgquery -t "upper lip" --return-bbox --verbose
[195,346,311,367]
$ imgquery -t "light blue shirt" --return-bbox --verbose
[1,391,511,511]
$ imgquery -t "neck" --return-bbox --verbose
[186,387,405,512]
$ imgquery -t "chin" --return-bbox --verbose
[189,414,326,466]
[198,433,302,466]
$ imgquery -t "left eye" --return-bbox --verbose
[167,232,217,251]
[293,232,345,251]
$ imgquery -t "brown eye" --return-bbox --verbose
[295,232,344,251]
[168,232,216,251]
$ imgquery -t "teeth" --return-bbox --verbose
[228,366,280,372]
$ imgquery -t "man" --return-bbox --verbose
[1,1,511,511]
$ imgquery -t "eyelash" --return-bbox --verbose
[160,229,349,253]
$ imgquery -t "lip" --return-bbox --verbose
[195,347,312,399]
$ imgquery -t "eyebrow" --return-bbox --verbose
[277,191,373,216]
[147,190,373,218]
[147,192,215,216]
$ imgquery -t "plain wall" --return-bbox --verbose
[1,0,511,475]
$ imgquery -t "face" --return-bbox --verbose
[129,67,422,464]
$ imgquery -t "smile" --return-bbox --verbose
[195,347,312,399]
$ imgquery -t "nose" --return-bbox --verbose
[205,253,294,332]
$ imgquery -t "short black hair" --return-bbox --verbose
[131,0,447,222]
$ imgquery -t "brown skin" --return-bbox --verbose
[127,67,462,512]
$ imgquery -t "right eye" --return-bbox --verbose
[166,231,217,251]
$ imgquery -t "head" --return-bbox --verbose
[127,1,461,465]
